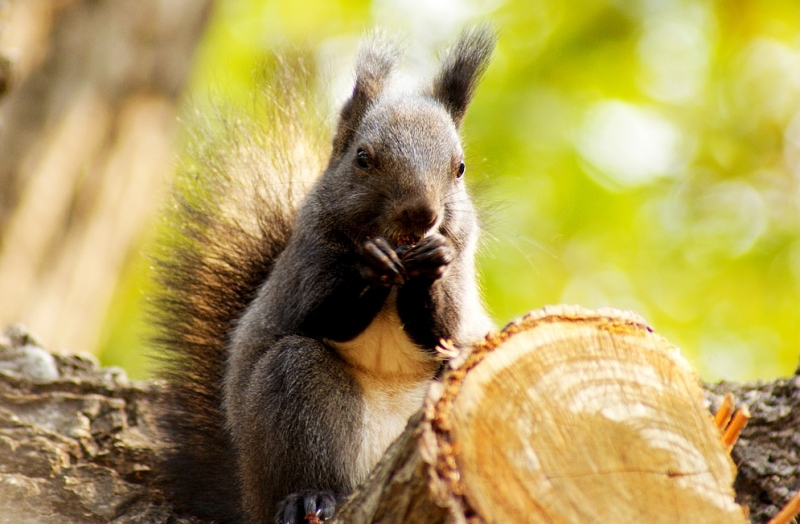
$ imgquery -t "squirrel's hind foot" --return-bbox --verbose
[274,490,340,524]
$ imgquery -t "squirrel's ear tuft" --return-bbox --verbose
[332,31,400,156]
[431,25,496,128]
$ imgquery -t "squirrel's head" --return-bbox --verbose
[318,26,496,248]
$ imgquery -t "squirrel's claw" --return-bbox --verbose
[401,233,453,280]
[360,237,407,286]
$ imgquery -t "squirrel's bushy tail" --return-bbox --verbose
[150,52,328,523]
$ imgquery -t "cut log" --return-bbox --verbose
[334,305,748,523]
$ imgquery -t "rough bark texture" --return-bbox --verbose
[1,318,798,523]
[708,379,800,524]
[0,325,197,524]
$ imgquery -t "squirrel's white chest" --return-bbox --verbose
[330,289,435,376]
[353,380,428,482]
[327,289,437,482]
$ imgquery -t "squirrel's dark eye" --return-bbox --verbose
[457,162,466,178]
[355,149,370,170]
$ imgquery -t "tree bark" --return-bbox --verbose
[1,307,798,523]
[0,325,189,524]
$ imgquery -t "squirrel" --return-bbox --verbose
[152,26,496,524]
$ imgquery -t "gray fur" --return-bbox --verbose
[158,27,495,524]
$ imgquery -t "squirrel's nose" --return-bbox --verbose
[398,204,438,235]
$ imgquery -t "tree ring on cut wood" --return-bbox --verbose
[423,305,748,523]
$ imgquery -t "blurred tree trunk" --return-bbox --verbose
[0,0,212,353]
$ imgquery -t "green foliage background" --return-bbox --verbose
[99,0,800,381]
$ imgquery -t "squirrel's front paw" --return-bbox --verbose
[274,490,338,524]
[401,233,453,280]
[360,237,407,286]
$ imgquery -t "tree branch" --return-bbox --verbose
[1,306,798,523]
